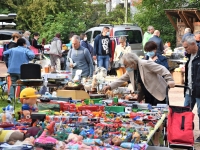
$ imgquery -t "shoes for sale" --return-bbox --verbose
[195,136,200,143]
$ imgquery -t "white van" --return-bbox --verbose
[85,24,144,56]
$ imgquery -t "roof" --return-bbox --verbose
[165,8,200,31]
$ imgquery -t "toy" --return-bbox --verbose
[11,136,35,146]
[20,87,40,120]
[111,136,122,146]
[0,128,24,143]
[1,105,14,123]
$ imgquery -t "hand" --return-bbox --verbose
[152,56,158,61]
[62,44,66,46]
[69,63,74,68]
[168,81,175,88]
[103,85,111,93]
[110,58,112,62]
[93,56,96,60]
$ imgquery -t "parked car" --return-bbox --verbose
[85,24,144,57]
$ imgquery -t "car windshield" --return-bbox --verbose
[114,30,142,44]
[0,33,12,40]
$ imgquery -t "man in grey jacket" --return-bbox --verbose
[67,35,93,78]
[49,33,62,71]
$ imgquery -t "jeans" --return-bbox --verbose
[184,94,200,129]
[9,73,25,99]
[97,55,110,70]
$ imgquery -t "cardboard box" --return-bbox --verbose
[57,90,90,100]
[172,71,184,85]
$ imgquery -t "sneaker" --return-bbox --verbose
[195,136,200,143]
[7,97,12,103]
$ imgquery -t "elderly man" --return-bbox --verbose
[148,30,164,55]
[142,25,155,48]
[182,28,194,42]
[182,35,200,143]
[67,35,94,78]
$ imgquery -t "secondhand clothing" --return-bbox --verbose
[148,35,164,54]
[109,59,174,101]
[67,46,94,77]
[94,34,111,57]
[3,46,35,74]
[145,54,169,70]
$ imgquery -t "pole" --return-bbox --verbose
[124,0,128,23]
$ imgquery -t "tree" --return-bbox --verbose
[133,0,189,48]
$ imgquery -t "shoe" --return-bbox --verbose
[195,136,200,143]
[7,97,12,103]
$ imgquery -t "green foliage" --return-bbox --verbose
[133,0,190,48]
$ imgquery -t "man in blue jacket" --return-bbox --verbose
[93,26,112,70]
[3,38,35,103]
[148,30,164,55]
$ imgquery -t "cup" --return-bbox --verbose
[44,67,49,73]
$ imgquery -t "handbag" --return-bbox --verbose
[30,40,39,55]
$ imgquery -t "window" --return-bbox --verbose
[114,30,142,44]
[93,31,101,39]
[86,31,92,42]
[0,34,12,40]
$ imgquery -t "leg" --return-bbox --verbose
[9,74,19,100]
[184,94,196,110]
[50,55,56,71]
[97,55,103,68]
[103,55,110,70]
[55,56,61,71]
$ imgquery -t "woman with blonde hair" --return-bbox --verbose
[113,36,131,77]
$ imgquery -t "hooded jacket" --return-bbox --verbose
[49,37,62,56]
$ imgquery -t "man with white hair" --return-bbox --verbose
[148,30,164,54]
[67,35,93,78]
[22,31,31,48]
[142,25,155,49]
[182,35,200,143]
[182,28,194,42]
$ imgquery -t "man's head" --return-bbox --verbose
[102,26,110,36]
[195,31,200,42]
[23,31,31,38]
[33,32,40,40]
[17,38,26,47]
[71,35,80,50]
[147,26,154,34]
[80,33,87,41]
[182,35,198,54]
[153,30,160,37]
[184,28,191,34]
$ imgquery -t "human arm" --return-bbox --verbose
[113,46,118,62]
[3,49,11,58]
[32,39,43,49]
[146,60,174,88]
[93,36,99,57]
[108,38,112,58]
[109,72,130,90]
[126,46,132,53]
[160,40,164,54]
[56,40,62,55]
[84,49,94,77]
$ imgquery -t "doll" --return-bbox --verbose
[0,128,24,143]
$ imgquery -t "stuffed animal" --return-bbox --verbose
[0,128,24,143]
[91,67,107,89]
[1,105,14,123]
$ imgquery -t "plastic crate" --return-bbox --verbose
[105,106,125,113]
[84,98,102,105]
